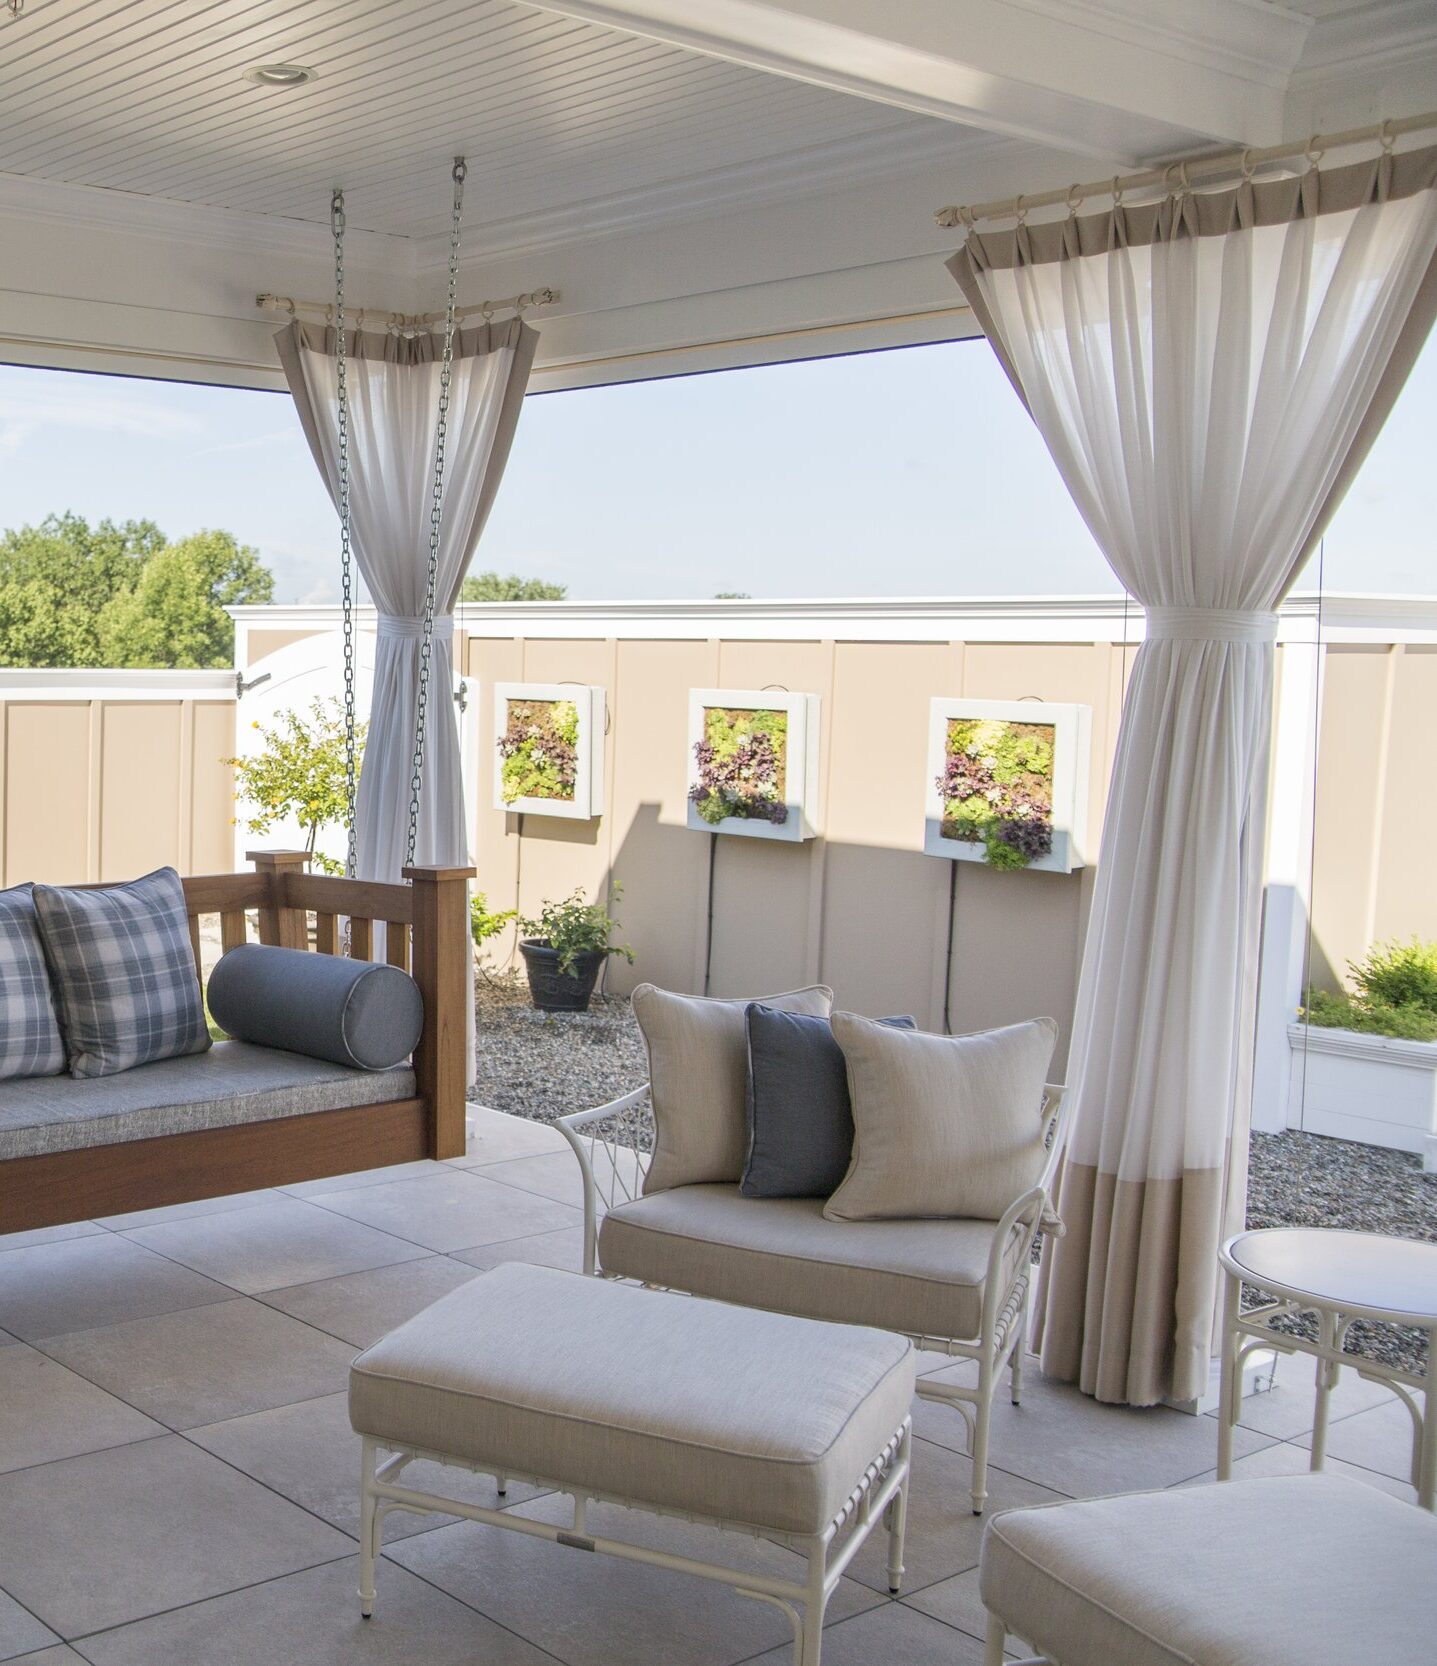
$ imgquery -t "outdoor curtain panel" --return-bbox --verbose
[277,319,538,883]
[948,145,1437,1405]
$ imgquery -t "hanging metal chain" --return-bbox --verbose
[406,155,466,873]
[331,187,358,882]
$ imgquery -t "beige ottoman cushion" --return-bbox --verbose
[981,1472,1437,1666]
[350,1262,914,1537]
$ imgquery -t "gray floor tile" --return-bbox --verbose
[1291,1395,1420,1486]
[279,1160,454,1198]
[473,1150,590,1209]
[1201,1348,1395,1440]
[73,1557,557,1666]
[915,1364,1275,1497]
[1175,1438,1419,1502]
[0,1589,59,1663]
[743,1597,987,1666]
[41,1297,356,1429]
[0,1235,231,1343]
[257,1255,480,1348]
[185,1391,549,1539]
[450,1227,587,1275]
[841,1436,1064,1597]
[5,1651,84,1666]
[0,1222,106,1255]
[902,1567,992,1645]
[391,1493,881,1666]
[120,1198,428,1293]
[308,1169,581,1253]
[0,1436,351,1637]
[453,1107,567,1167]
[94,1187,284,1230]
[0,1344,164,1473]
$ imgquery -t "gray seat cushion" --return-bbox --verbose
[599,1183,1020,1342]
[0,1040,416,1159]
[349,1262,915,1537]
[980,1473,1437,1666]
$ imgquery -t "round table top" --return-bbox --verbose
[1222,1228,1437,1322]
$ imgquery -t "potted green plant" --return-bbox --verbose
[518,886,633,1013]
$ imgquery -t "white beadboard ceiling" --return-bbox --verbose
[0,0,974,242]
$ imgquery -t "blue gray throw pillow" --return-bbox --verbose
[741,1005,916,1199]
[33,866,210,1079]
[0,884,66,1080]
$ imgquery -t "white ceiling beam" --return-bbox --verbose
[524,0,1313,161]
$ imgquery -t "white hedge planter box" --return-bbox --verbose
[1287,1023,1437,1171]
[686,689,820,842]
[492,683,605,821]
[923,697,1091,873]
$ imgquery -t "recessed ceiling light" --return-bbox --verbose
[243,62,318,88]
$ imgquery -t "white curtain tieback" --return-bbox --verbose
[376,613,455,640]
[1143,606,1278,643]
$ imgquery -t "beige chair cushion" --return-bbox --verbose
[349,1262,914,1538]
[825,1013,1057,1223]
[981,1473,1437,1666]
[634,982,833,1194]
[599,1183,1021,1342]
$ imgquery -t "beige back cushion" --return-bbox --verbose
[825,1013,1057,1223]
[635,983,834,1194]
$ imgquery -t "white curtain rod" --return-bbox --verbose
[255,288,560,331]
[935,110,1437,229]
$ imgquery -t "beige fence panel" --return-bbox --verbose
[0,670,236,889]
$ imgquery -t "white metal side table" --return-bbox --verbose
[1218,1227,1437,1510]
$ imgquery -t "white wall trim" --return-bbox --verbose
[1285,1022,1437,1068]
[0,669,236,702]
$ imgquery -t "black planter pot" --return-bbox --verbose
[519,940,606,1013]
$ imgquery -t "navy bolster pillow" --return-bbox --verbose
[207,944,423,1071]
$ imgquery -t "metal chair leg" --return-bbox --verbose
[984,1611,1007,1665]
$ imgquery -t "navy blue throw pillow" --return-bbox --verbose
[741,1005,916,1199]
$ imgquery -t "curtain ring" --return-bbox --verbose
[1111,176,1124,208]
[958,205,975,231]
[480,300,495,322]
[1380,120,1396,155]
[1306,135,1326,171]
[1241,149,1257,182]
[1014,194,1028,225]
[1066,183,1084,218]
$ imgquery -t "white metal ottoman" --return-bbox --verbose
[978,1472,1437,1666]
[348,1262,915,1665]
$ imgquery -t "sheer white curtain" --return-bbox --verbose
[277,318,537,881]
[949,147,1437,1404]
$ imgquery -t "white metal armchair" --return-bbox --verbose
[558,1082,1070,1516]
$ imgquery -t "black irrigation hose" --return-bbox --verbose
[703,832,719,997]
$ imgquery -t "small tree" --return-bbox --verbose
[227,699,364,875]
[460,571,567,602]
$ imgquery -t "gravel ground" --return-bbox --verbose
[473,977,1434,1373]
[1247,1129,1434,1375]
[473,971,648,1124]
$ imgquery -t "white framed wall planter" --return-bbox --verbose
[924,697,1091,873]
[493,683,605,821]
[687,689,821,842]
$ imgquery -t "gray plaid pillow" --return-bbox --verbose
[33,866,211,1079]
[0,884,66,1080]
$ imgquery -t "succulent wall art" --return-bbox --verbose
[686,689,820,841]
[492,683,605,820]
[924,698,1091,873]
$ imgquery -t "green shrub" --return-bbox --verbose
[1351,938,1437,1015]
[470,892,517,954]
[1300,939,1437,1042]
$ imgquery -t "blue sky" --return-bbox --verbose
[1,331,1434,603]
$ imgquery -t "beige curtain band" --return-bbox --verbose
[376,613,454,640]
[1143,607,1279,643]
[950,144,1437,275]
[278,316,536,365]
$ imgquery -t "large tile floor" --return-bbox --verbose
[0,1109,1419,1666]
